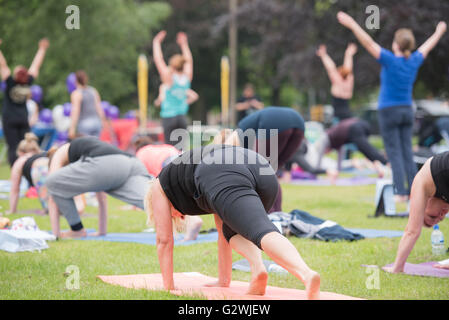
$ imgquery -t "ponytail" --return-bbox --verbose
[16,133,41,156]
[394,28,416,59]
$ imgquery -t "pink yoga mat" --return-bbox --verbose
[98,272,362,300]
[384,262,449,278]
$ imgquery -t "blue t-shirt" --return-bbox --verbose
[377,48,424,109]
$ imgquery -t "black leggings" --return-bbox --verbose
[332,96,353,121]
[194,160,280,249]
[347,122,387,165]
[2,119,30,166]
[162,115,188,148]
[256,128,304,212]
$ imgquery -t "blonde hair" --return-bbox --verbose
[16,133,41,156]
[144,179,187,233]
[394,28,416,58]
[169,54,186,72]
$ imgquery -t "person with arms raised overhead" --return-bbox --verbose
[338,11,447,203]
[0,38,49,166]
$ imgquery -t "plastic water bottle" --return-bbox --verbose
[431,225,445,256]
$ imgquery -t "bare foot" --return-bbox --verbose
[247,270,268,295]
[60,229,87,238]
[305,271,320,300]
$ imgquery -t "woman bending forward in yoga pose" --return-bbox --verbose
[145,144,320,299]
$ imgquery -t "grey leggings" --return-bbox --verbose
[46,154,152,230]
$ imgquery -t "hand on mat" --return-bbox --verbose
[60,229,88,238]
[88,232,106,237]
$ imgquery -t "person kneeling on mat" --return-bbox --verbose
[144,145,320,299]
[46,137,153,238]
[384,151,449,273]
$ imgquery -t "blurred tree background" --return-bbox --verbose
[0,0,170,110]
[0,0,448,122]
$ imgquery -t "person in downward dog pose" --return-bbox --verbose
[145,145,320,299]
[316,43,357,121]
[384,151,449,273]
[313,117,388,179]
[46,137,152,238]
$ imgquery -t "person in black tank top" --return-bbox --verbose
[8,133,49,214]
[146,145,320,299]
[0,38,50,166]
[46,137,152,239]
[385,152,449,274]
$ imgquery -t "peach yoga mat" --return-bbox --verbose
[97,272,363,300]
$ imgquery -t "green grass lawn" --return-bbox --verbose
[0,150,448,300]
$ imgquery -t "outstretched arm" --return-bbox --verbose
[177,32,193,82]
[316,45,341,84]
[418,22,447,58]
[152,179,176,290]
[343,43,358,73]
[384,159,434,273]
[152,31,171,84]
[204,214,232,287]
[0,40,11,81]
[28,38,50,79]
[8,157,27,214]
[337,11,381,60]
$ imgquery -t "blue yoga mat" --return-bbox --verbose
[57,228,402,246]
[77,230,218,246]
[347,228,403,238]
